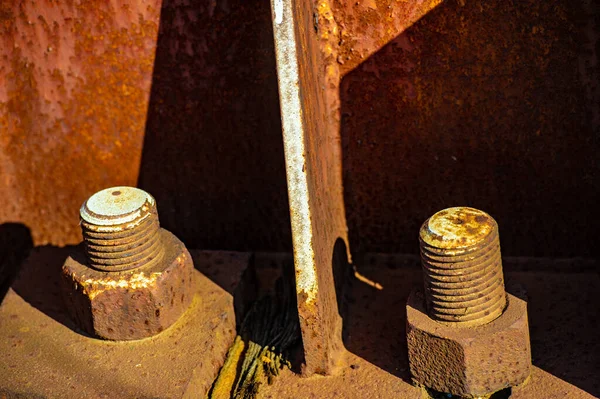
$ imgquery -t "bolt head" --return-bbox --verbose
[80,186,156,228]
[420,207,496,251]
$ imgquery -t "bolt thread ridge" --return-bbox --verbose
[419,207,507,327]
[80,187,164,272]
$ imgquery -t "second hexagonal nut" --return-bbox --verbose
[407,290,531,398]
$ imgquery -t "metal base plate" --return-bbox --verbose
[260,254,598,399]
[0,248,250,398]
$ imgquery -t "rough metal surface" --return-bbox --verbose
[341,0,600,258]
[352,256,598,397]
[0,248,250,398]
[270,0,349,375]
[511,368,597,399]
[407,291,531,397]
[260,255,597,399]
[260,365,594,399]
[261,351,425,399]
[62,231,194,341]
[0,0,161,247]
[1,0,598,260]
[0,0,291,253]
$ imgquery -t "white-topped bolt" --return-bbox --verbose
[80,187,164,272]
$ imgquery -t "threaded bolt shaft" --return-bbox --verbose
[419,207,506,327]
[79,186,164,272]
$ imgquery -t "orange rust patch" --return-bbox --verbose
[0,1,160,246]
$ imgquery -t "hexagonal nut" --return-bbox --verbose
[61,230,195,340]
[407,290,531,398]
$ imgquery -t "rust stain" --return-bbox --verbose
[419,207,506,326]
[0,0,161,246]
[330,0,443,75]
[420,207,495,249]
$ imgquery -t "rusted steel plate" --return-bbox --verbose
[340,0,600,258]
[0,1,161,247]
[0,0,291,253]
[1,0,597,261]
[0,247,250,398]
[270,0,349,375]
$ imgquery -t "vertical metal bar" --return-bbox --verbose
[270,0,349,375]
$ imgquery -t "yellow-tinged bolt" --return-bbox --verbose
[419,207,507,327]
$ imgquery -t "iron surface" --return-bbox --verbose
[270,0,349,375]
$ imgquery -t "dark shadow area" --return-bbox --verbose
[10,246,81,333]
[332,238,353,344]
[513,265,600,396]
[427,386,512,399]
[137,0,291,253]
[344,257,421,383]
[341,0,600,258]
[191,250,259,328]
[0,223,33,303]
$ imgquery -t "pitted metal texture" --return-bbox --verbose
[61,187,194,340]
[80,187,164,272]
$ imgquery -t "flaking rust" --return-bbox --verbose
[0,1,160,247]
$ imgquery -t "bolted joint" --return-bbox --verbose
[61,187,195,341]
[419,207,506,327]
[79,187,164,272]
[407,207,531,398]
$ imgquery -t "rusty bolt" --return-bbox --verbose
[407,207,531,398]
[61,187,195,340]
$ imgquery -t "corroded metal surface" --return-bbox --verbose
[0,0,290,253]
[62,231,194,340]
[260,366,594,399]
[0,1,161,247]
[260,255,596,399]
[341,0,600,258]
[270,0,349,375]
[0,248,250,398]
[409,208,530,396]
[1,0,598,260]
[407,291,531,397]
[80,187,163,272]
[61,187,194,340]
[419,207,506,326]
